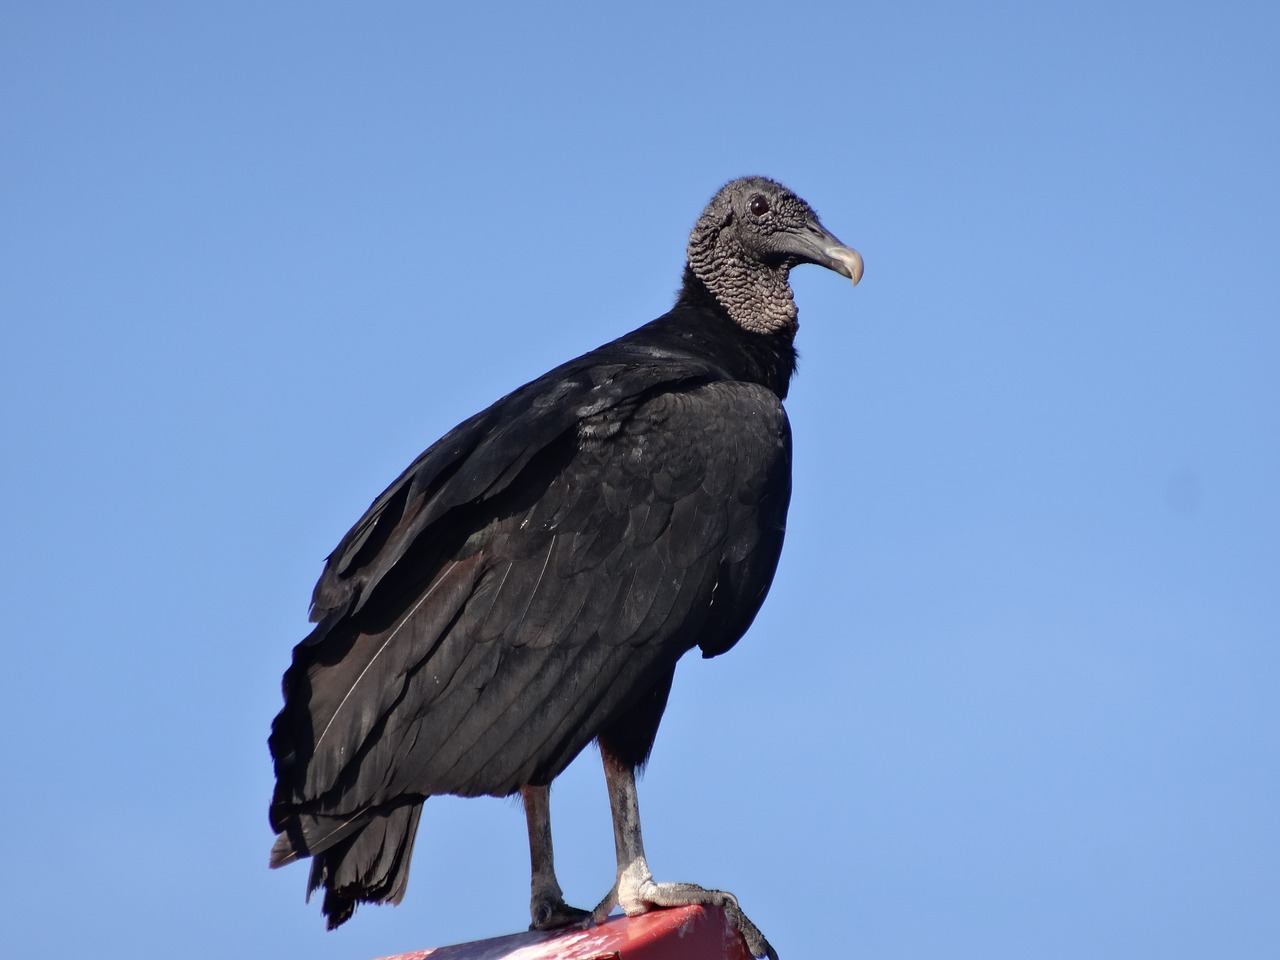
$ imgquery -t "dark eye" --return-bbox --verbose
[749,195,770,217]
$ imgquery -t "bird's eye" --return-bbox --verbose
[749,195,770,217]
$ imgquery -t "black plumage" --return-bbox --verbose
[269,177,862,957]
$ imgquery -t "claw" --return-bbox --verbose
[720,899,778,960]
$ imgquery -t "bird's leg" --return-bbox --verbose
[591,745,778,960]
[521,784,591,930]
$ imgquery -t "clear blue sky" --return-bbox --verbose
[2,3,1277,959]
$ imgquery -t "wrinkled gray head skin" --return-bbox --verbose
[687,176,863,335]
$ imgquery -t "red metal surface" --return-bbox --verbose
[378,904,754,960]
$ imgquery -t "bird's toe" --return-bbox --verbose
[529,895,592,931]
[616,877,775,959]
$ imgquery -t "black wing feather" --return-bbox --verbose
[310,352,718,621]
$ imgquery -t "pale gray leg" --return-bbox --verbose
[591,745,778,960]
[521,784,591,930]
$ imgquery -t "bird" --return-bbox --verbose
[268,176,862,960]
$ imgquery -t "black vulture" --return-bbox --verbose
[268,176,862,959]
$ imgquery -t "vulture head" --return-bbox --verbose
[687,176,863,334]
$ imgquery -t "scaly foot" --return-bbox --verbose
[529,892,591,930]
[592,859,777,960]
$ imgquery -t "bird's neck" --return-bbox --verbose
[674,268,798,399]
[686,244,798,336]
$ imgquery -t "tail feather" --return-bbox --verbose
[272,800,424,928]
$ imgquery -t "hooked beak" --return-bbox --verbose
[786,220,864,287]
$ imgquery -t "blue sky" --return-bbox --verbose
[2,3,1277,958]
